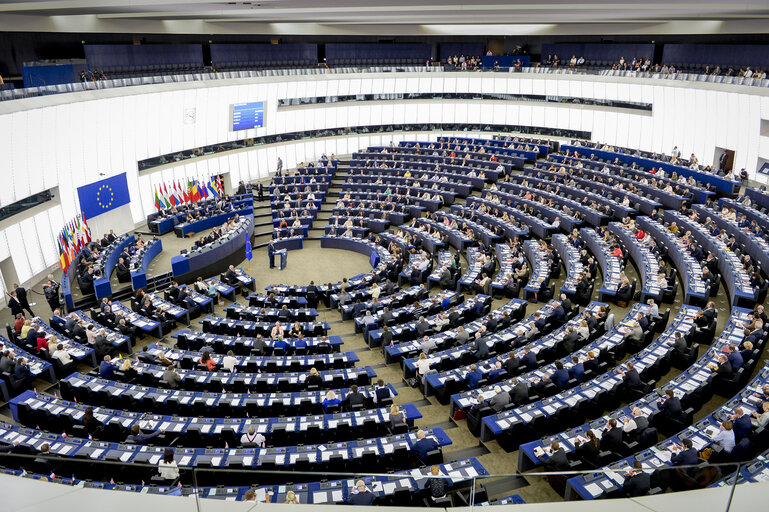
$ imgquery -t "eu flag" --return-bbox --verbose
[77,173,131,219]
[245,239,253,261]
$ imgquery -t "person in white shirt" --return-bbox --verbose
[415,352,432,382]
[712,420,736,453]
[157,448,180,481]
[362,310,377,328]
[240,425,266,446]
[51,344,72,365]
[370,282,381,301]
[222,350,238,372]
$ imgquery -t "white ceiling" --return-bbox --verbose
[0,0,768,35]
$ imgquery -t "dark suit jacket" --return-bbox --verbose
[544,448,569,470]
[600,426,623,452]
[624,472,651,497]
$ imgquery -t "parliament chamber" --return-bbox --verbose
[1,3,769,511]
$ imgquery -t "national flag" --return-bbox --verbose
[110,478,115,484]
[175,180,184,204]
[168,183,178,207]
[50,472,56,479]
[81,212,92,241]
[199,179,209,199]
[182,179,191,203]
[57,238,67,270]
[207,176,219,197]
[153,186,163,210]
[162,183,171,208]
[225,441,229,449]
[215,175,224,195]
[190,179,199,202]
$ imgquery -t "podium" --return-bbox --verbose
[270,249,288,270]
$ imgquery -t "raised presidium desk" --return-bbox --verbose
[146,196,253,235]
[174,206,254,237]
[129,238,163,291]
[171,215,254,278]
[93,235,135,299]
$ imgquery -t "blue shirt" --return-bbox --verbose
[322,398,341,411]
[727,351,744,371]
[466,369,483,389]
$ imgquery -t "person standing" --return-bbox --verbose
[13,284,34,316]
[276,157,283,172]
[43,276,61,313]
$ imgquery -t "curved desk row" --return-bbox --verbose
[130,238,163,291]
[0,421,451,471]
[560,144,739,195]
[516,304,700,471]
[465,196,551,239]
[500,179,609,227]
[11,390,421,445]
[552,234,584,296]
[580,227,622,300]
[520,167,635,219]
[93,235,135,299]
[565,311,762,500]
[664,210,754,308]
[608,222,662,303]
[636,216,708,305]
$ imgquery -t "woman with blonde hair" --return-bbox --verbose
[390,403,406,427]
[284,490,300,504]
[322,390,341,412]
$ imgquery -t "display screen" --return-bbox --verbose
[231,101,264,131]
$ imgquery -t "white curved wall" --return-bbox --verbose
[1,72,768,291]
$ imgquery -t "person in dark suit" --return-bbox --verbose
[7,291,23,318]
[659,389,683,418]
[348,480,376,505]
[533,312,547,332]
[728,407,753,440]
[551,361,570,389]
[600,418,623,452]
[573,429,600,466]
[543,441,569,471]
[718,152,728,171]
[13,284,34,316]
[472,332,490,359]
[726,344,744,371]
[510,378,529,405]
[561,326,580,354]
[551,302,566,323]
[710,354,733,377]
[521,347,537,371]
[503,352,520,375]
[569,356,584,381]
[618,362,643,391]
[346,384,366,409]
[12,357,31,389]
[670,438,699,466]
[623,461,651,497]
[412,430,439,463]
[224,265,239,285]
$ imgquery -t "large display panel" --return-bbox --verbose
[231,101,265,131]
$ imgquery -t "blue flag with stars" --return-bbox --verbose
[245,239,253,261]
[77,173,131,219]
